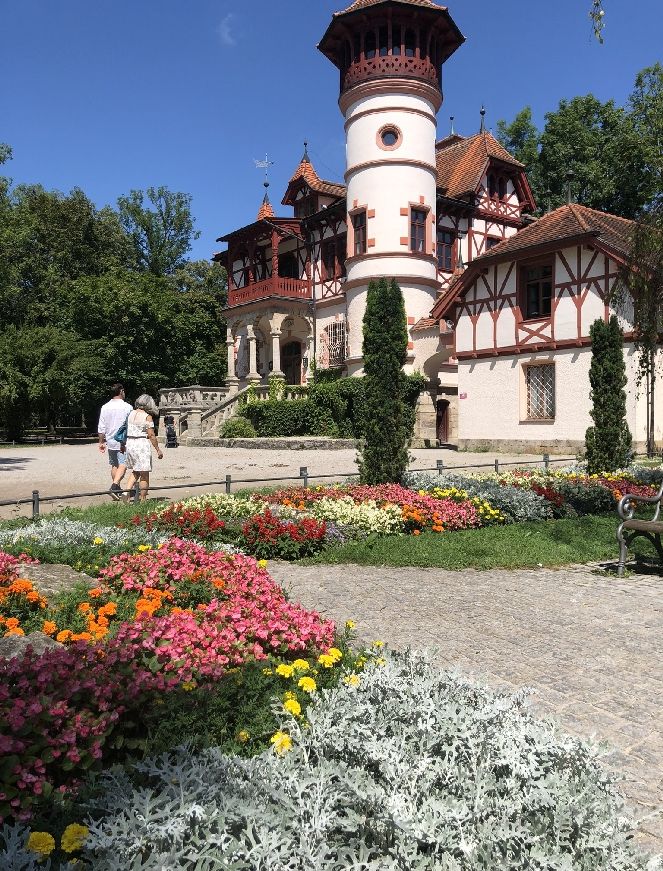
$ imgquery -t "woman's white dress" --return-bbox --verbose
[125,411,153,472]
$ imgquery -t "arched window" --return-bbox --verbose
[391,25,401,55]
[379,26,388,56]
[365,30,376,59]
[498,177,507,200]
[404,29,415,57]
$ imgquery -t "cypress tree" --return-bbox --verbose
[585,315,632,473]
[359,278,410,483]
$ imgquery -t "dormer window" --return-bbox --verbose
[437,229,455,271]
[498,177,507,200]
[488,173,497,198]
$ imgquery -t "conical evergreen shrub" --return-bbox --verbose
[585,315,632,474]
[359,278,410,483]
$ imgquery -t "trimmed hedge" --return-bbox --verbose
[219,417,257,438]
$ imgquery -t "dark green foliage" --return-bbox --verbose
[242,399,336,437]
[585,316,632,473]
[552,479,616,516]
[359,278,410,484]
[220,417,258,438]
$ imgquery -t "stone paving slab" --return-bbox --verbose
[270,560,663,853]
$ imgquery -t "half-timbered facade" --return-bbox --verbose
[432,204,658,452]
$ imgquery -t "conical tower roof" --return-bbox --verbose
[256,192,275,221]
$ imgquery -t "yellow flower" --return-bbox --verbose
[92,537,104,546]
[270,730,293,755]
[60,823,89,853]
[283,690,297,701]
[137,544,151,552]
[344,674,361,687]
[371,640,384,648]
[237,729,250,743]
[297,676,317,693]
[27,831,56,858]
[181,680,197,691]
[345,620,356,630]
[257,559,268,569]
[327,647,343,662]
[317,654,335,668]
[262,667,273,676]
[275,664,294,678]
[375,657,386,667]
[292,658,310,672]
[283,698,302,717]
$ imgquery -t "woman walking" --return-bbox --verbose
[123,394,163,502]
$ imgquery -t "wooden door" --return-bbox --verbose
[436,399,449,443]
[282,341,302,385]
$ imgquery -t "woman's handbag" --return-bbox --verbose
[112,414,130,446]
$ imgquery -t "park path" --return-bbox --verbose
[269,560,663,852]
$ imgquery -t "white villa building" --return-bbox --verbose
[161,0,652,453]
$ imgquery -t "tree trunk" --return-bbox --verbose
[649,349,656,458]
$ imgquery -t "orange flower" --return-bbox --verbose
[5,617,19,629]
[78,602,92,614]
[26,591,40,603]
[89,588,103,598]
[98,602,117,616]
[412,529,421,536]
[56,629,73,643]
[42,620,57,635]
[10,579,33,593]
[4,627,24,637]
[70,632,93,643]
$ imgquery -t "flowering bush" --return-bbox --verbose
[241,509,327,559]
[177,492,258,518]
[131,503,227,541]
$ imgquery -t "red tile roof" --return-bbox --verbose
[411,317,439,332]
[283,152,345,205]
[436,131,524,199]
[472,203,634,262]
[256,193,275,221]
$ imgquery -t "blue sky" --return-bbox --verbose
[1,0,661,262]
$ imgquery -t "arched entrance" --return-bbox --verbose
[282,341,302,385]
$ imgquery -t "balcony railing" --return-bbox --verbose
[228,277,311,307]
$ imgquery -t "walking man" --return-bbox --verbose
[98,383,133,500]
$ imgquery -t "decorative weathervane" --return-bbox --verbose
[254,154,274,192]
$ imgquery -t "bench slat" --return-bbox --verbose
[622,520,663,534]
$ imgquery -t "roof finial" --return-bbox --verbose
[479,106,486,133]
[449,115,455,135]
[302,140,310,163]
[566,169,575,204]
[254,153,274,191]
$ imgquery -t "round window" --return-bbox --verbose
[381,128,399,147]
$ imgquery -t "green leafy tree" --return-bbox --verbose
[613,202,663,457]
[496,107,541,200]
[584,316,632,473]
[170,259,228,306]
[359,278,410,484]
[628,63,663,208]
[118,186,200,276]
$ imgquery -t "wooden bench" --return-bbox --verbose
[616,480,663,576]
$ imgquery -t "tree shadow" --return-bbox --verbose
[0,457,34,471]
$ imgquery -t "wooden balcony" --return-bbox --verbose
[228,277,311,307]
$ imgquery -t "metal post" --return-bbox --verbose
[494,459,499,474]
[225,474,232,495]
[543,453,550,472]
[300,466,309,488]
[436,459,445,474]
[32,490,40,519]
[133,484,140,504]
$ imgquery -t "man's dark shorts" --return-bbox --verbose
[108,449,127,467]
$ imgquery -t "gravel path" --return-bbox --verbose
[0,443,568,518]
[269,560,663,852]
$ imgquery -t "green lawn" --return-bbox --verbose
[306,515,659,570]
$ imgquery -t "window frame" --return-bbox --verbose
[524,362,556,422]
[436,227,456,272]
[321,238,338,281]
[410,207,428,254]
[519,257,555,321]
[351,210,367,256]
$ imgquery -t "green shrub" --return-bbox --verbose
[553,479,616,515]
[219,416,257,438]
[242,399,336,437]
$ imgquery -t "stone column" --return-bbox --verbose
[304,333,314,383]
[270,331,284,377]
[225,327,239,393]
[246,325,260,383]
[187,407,203,439]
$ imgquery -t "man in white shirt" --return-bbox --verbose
[98,383,133,500]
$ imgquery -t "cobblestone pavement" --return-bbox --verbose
[270,560,663,852]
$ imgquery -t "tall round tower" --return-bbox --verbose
[318,0,464,374]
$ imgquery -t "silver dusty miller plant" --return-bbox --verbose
[34,650,659,871]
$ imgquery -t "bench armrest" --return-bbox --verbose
[618,479,663,521]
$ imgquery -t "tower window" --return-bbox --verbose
[365,30,376,59]
[353,34,361,62]
[410,208,427,253]
[488,173,497,197]
[322,239,339,280]
[377,125,402,150]
[404,29,416,57]
[498,177,507,200]
[379,26,388,56]
[352,211,367,255]
[436,229,455,271]
[391,25,401,55]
